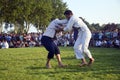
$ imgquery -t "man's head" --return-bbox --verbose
[64,10,73,20]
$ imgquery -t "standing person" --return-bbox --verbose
[41,19,67,68]
[63,10,94,66]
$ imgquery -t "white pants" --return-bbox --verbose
[73,31,92,59]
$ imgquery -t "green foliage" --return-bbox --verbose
[0,0,67,33]
[51,0,68,19]
[1,0,118,33]
[0,47,120,80]
[32,0,53,28]
[91,23,101,31]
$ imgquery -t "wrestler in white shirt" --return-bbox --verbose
[63,10,94,66]
[43,19,67,38]
[41,19,67,68]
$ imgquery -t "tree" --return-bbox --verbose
[51,0,68,19]
[91,23,101,31]
[102,23,118,31]
[0,0,35,33]
[31,0,53,31]
[31,0,67,31]
[0,0,68,33]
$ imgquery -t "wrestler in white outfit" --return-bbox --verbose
[64,15,93,59]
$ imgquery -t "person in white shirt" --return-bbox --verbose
[95,40,102,47]
[63,10,94,66]
[41,19,67,68]
[1,39,9,49]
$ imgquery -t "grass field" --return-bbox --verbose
[0,47,120,80]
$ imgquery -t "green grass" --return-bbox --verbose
[0,47,120,80]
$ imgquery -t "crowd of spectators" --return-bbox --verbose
[0,33,42,49]
[91,29,120,48]
[0,28,120,49]
[54,28,120,48]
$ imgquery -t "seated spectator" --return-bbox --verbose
[0,41,2,48]
[9,41,14,48]
[112,29,118,38]
[64,38,69,47]
[29,39,36,47]
[16,41,21,48]
[106,40,113,48]
[113,38,120,48]
[1,39,9,49]
[102,40,107,47]
[95,40,102,47]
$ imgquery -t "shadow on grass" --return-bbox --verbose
[24,51,120,76]
[25,64,96,75]
[25,61,120,76]
[0,58,43,61]
[26,66,46,70]
[0,68,8,71]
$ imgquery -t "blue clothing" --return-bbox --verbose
[73,28,78,41]
[41,36,60,59]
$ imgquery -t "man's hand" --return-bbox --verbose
[55,27,64,33]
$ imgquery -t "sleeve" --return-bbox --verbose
[55,19,68,24]
[54,19,68,29]
[63,17,75,32]
[79,18,87,28]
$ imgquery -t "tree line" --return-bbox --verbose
[0,0,119,33]
[81,17,120,32]
[0,0,67,33]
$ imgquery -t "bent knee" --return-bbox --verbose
[83,48,89,53]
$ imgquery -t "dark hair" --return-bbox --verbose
[64,10,73,15]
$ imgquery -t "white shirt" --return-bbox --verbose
[64,15,91,35]
[115,39,119,46]
[43,19,67,38]
[1,41,9,49]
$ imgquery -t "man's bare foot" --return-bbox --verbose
[79,62,87,67]
[58,64,67,68]
[88,58,95,66]
[46,64,52,69]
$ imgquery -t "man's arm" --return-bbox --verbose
[63,16,75,32]
[55,19,68,24]
[55,24,65,33]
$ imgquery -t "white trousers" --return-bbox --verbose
[73,31,92,59]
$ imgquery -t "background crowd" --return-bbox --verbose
[0,27,120,49]
[55,28,120,48]
[0,33,42,49]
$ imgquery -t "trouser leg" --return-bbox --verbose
[73,32,84,59]
[82,34,93,59]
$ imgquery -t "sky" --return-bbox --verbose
[63,0,120,25]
